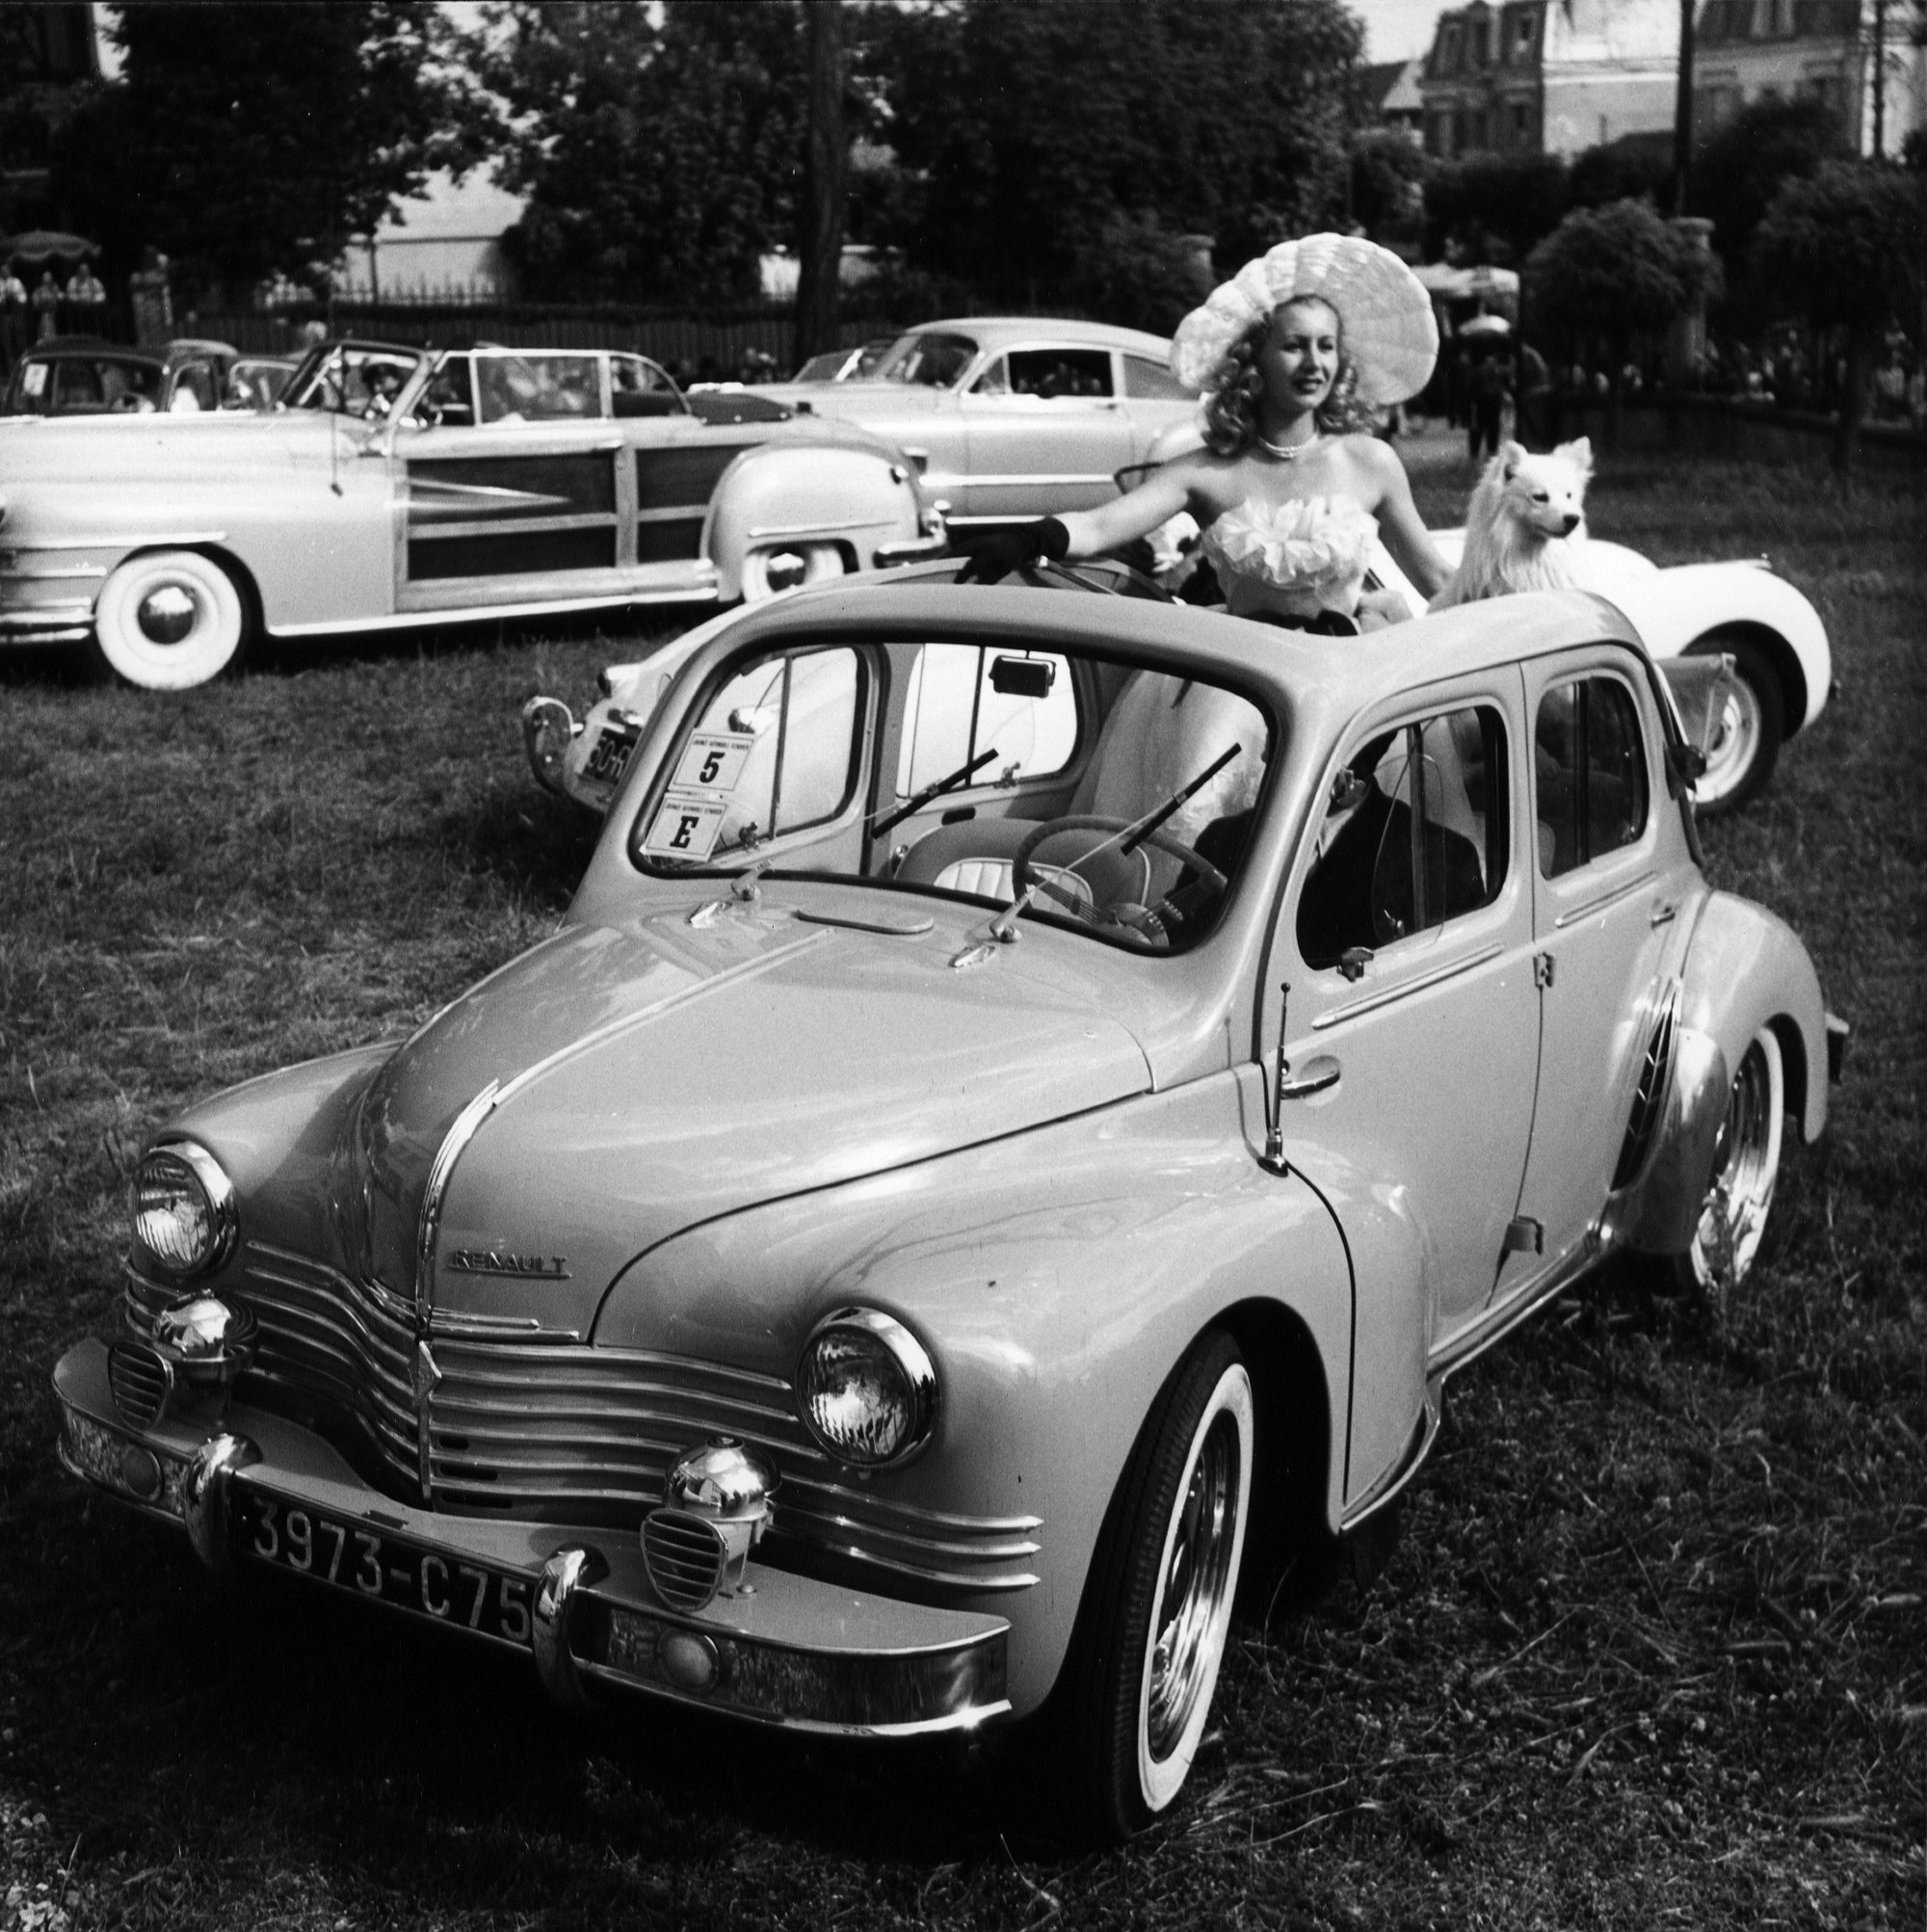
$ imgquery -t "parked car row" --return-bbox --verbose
[55,556,1845,1836]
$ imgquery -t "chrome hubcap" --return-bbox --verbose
[1697,682,1761,800]
[1696,1041,1777,1287]
[1147,1410,1241,1762]
[137,584,198,645]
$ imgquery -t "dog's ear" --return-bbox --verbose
[1555,437,1593,476]
[1500,439,1526,480]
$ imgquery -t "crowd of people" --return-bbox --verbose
[1,259,108,345]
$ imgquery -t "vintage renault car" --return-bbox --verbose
[53,569,1840,1838]
[0,338,941,690]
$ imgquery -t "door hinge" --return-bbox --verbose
[1502,1215,1544,1257]
[1533,951,1556,989]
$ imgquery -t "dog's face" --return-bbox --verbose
[1497,437,1591,538]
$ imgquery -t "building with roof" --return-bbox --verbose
[333,168,526,303]
[1418,0,1680,158]
[1361,56,1429,137]
[1693,0,1925,157]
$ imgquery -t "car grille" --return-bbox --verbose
[641,1509,726,1611]
[123,1240,1041,1593]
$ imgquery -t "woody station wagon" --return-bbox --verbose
[53,569,1841,1837]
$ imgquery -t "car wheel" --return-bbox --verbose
[1065,1331,1253,1839]
[1674,1026,1784,1297]
[1689,636,1784,815]
[92,549,249,691]
[741,542,846,601]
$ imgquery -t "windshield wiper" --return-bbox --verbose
[988,744,1241,942]
[872,747,999,837]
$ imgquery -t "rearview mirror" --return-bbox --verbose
[1329,769,1370,814]
[990,655,1054,699]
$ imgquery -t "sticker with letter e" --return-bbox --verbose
[642,792,729,861]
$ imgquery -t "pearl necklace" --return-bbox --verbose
[1255,431,1323,462]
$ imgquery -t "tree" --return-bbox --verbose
[868,0,1362,307]
[795,0,846,362]
[1525,198,1720,442]
[478,1,809,305]
[1690,94,1850,280]
[1422,153,1571,266]
[50,3,483,302]
[1753,160,1927,472]
[1349,127,1425,245]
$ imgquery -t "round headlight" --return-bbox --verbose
[797,1308,937,1469]
[131,1140,236,1279]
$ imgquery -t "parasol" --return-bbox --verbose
[1459,313,1512,338]
[2,230,100,265]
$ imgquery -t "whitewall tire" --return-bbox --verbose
[1676,1025,1784,1294]
[92,550,249,691]
[740,542,847,602]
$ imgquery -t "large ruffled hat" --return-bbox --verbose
[1171,233,1439,407]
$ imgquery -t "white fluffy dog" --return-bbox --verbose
[1431,437,1593,609]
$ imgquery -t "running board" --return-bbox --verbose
[1341,1374,1441,1534]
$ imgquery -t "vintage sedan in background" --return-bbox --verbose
[758,316,1201,529]
[1,335,239,417]
[55,566,1840,1837]
[0,338,942,689]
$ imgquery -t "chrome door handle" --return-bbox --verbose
[1650,900,1677,927]
[1280,1057,1340,1100]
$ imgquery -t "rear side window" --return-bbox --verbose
[1534,675,1650,876]
[1122,355,1194,401]
[1298,704,1510,966]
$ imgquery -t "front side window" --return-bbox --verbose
[612,355,684,417]
[1006,349,1113,398]
[416,355,476,427]
[1534,675,1650,876]
[285,344,427,418]
[1298,705,1510,966]
[875,331,977,388]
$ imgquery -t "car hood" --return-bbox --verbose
[329,898,1153,1337]
[0,406,351,479]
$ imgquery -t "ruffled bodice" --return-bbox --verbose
[1200,494,1378,621]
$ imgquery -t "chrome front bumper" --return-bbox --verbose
[0,600,94,645]
[55,1339,1010,1737]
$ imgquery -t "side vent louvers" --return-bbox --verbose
[642,1509,727,1612]
[108,1341,175,1430]
[1613,993,1678,1191]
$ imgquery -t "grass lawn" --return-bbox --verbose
[1,446,1921,1929]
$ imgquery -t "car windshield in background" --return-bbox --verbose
[629,637,1275,955]
[873,331,979,388]
[8,354,163,414]
[283,343,430,418]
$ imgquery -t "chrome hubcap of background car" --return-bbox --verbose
[1147,1410,1240,1762]
[1696,1041,1777,1287]
[137,584,198,645]
[1697,683,1760,801]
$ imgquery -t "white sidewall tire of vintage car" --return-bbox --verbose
[739,542,847,603]
[1068,1331,1253,1838]
[1676,1025,1784,1294]
[1688,634,1784,815]
[92,549,249,691]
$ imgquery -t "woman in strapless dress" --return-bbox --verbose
[962,234,1452,631]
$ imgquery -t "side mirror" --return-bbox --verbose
[1329,769,1370,814]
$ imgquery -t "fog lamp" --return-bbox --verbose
[796,1308,937,1469]
[131,1139,237,1278]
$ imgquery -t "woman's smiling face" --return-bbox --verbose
[1260,297,1341,416]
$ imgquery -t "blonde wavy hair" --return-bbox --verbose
[1200,299,1378,456]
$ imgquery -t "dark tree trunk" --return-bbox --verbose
[1833,328,1873,477]
[795,0,845,368]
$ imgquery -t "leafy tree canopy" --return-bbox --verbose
[1422,152,1571,266]
[1752,159,1927,336]
[474,1,809,306]
[1689,93,1851,270]
[1525,198,1720,343]
[50,3,483,299]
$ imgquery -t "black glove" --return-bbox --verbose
[956,516,1071,584]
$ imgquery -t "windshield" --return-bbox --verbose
[283,342,430,417]
[872,331,979,388]
[628,636,1275,955]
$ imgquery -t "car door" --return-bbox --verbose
[395,351,634,614]
[958,345,1135,520]
[1502,648,1676,1292]
[1280,677,1541,1503]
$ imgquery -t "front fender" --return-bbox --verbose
[704,442,923,601]
[591,1068,1354,1717]
[1600,562,1832,733]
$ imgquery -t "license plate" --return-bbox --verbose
[582,722,639,787]
[234,1488,535,1649]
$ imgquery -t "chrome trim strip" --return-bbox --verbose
[1552,868,1660,931]
[415,1082,503,1333]
[1428,1235,1601,1377]
[747,517,878,539]
[266,578,719,638]
[1311,942,1507,1029]
[410,512,620,543]
[939,470,1112,489]
[634,504,708,525]
[14,531,228,550]
[2,563,105,580]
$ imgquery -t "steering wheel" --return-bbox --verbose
[1012,814,1228,946]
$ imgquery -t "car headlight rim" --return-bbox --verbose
[796,1307,937,1470]
[131,1138,237,1280]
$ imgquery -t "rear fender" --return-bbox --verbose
[705,443,922,601]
